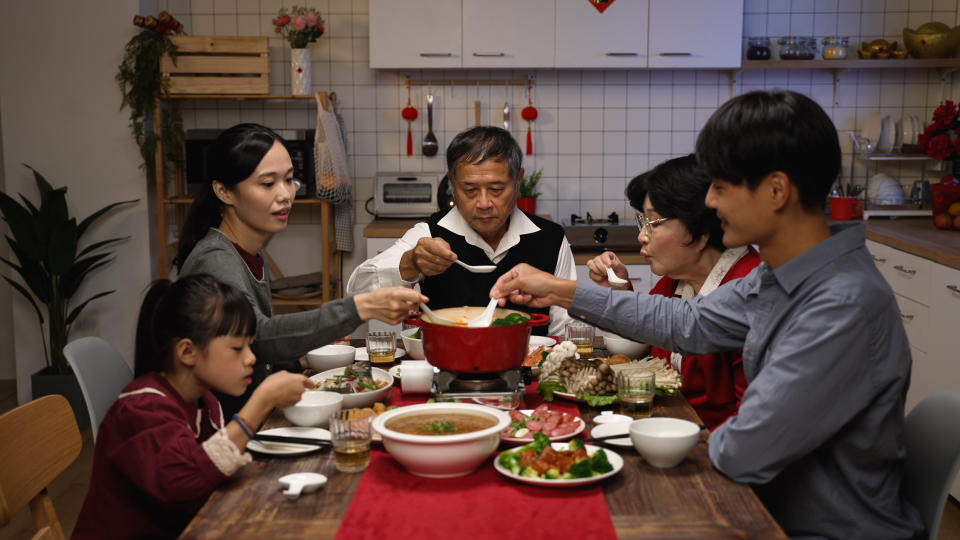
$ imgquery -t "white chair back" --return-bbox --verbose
[63,337,133,442]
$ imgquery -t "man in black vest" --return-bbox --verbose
[346,126,576,336]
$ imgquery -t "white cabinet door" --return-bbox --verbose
[555,0,648,68]
[462,0,554,68]
[369,0,461,68]
[926,263,960,499]
[648,0,743,68]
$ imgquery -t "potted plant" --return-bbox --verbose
[0,165,138,425]
[518,168,543,214]
[272,6,326,95]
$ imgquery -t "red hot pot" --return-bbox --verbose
[405,306,548,373]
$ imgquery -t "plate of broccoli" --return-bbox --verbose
[494,432,623,487]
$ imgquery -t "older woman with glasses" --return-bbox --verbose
[586,155,760,430]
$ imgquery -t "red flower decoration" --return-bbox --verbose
[920,100,960,161]
[927,134,953,161]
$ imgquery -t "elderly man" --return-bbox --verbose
[347,126,575,336]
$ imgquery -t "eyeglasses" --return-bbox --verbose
[635,212,672,236]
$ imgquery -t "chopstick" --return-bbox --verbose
[254,434,332,447]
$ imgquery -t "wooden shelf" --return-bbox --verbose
[742,58,960,70]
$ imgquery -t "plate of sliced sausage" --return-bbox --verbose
[500,404,585,445]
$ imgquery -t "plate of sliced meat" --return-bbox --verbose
[500,404,585,445]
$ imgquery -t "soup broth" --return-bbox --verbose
[385,412,497,436]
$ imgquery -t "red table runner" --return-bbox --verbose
[334,383,617,540]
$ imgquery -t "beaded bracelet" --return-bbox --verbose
[232,414,254,439]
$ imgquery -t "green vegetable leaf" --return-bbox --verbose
[530,431,550,454]
[568,459,593,478]
[424,421,456,434]
[591,449,614,473]
[537,380,565,402]
[580,394,619,407]
[568,438,585,451]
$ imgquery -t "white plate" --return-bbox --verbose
[528,336,558,350]
[862,111,882,151]
[593,411,633,424]
[500,409,585,445]
[494,443,623,487]
[246,427,331,456]
[589,422,633,448]
[912,116,922,144]
[355,347,406,361]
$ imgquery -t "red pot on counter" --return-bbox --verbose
[405,307,548,373]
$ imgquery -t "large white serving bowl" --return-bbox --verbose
[603,332,650,359]
[400,327,425,360]
[282,391,343,427]
[309,366,393,408]
[306,344,356,371]
[628,417,701,468]
[372,403,511,478]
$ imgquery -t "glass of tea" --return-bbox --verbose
[565,321,595,357]
[617,369,655,419]
[366,331,397,365]
[329,409,373,473]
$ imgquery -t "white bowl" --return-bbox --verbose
[372,403,511,478]
[282,391,343,427]
[306,344,356,371]
[629,417,701,468]
[603,332,650,359]
[400,328,425,360]
[309,366,393,409]
[868,173,906,205]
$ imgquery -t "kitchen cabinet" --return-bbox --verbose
[555,0,649,68]
[369,0,461,68]
[647,0,743,69]
[462,0,554,68]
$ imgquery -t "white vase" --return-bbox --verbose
[290,48,311,95]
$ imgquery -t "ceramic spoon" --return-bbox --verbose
[419,303,457,326]
[606,266,628,286]
[467,298,500,328]
[454,259,497,273]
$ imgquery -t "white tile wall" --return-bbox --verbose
[162,0,960,275]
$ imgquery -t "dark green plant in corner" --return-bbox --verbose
[116,14,182,185]
[0,166,138,374]
[520,168,543,198]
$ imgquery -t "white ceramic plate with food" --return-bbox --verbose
[309,366,393,408]
[493,443,624,487]
[246,427,330,456]
[355,347,406,361]
[500,410,586,445]
[528,336,558,350]
[589,422,633,448]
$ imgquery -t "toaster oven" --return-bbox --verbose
[374,172,441,217]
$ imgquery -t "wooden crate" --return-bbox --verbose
[161,36,269,95]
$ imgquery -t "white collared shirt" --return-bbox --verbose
[346,208,577,336]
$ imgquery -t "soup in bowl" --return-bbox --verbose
[372,403,511,478]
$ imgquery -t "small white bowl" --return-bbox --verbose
[629,417,701,468]
[372,403,511,478]
[400,328,425,360]
[306,344,356,371]
[282,391,343,427]
[309,367,394,409]
[603,332,650,359]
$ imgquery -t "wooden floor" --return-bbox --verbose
[0,378,958,539]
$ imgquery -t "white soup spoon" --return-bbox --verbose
[454,259,497,273]
[606,266,628,286]
[467,298,500,328]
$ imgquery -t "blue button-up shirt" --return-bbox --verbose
[570,223,923,539]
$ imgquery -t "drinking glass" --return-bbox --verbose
[329,409,373,473]
[565,322,595,357]
[617,369,655,419]
[366,331,397,365]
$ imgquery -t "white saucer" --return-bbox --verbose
[589,422,633,448]
[593,411,634,424]
[528,336,558,350]
[355,347,406,361]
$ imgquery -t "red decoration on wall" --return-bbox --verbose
[589,0,614,14]
[401,80,418,156]
[521,80,538,156]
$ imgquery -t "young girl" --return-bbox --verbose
[174,123,426,417]
[72,275,313,539]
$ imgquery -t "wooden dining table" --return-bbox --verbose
[181,347,786,539]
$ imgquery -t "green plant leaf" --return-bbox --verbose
[0,191,43,261]
[3,246,50,303]
[77,236,128,258]
[77,200,138,238]
[1,275,43,325]
[26,165,54,198]
[66,290,115,325]
[47,218,78,276]
[61,254,112,298]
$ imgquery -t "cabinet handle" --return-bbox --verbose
[872,256,886,263]
[658,52,692,56]
[900,312,915,321]
[947,284,960,294]
[419,53,453,57]
[893,265,916,275]
[472,52,505,57]
[605,52,639,57]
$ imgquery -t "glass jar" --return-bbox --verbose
[777,36,805,60]
[822,36,850,60]
[802,37,818,59]
[746,37,771,60]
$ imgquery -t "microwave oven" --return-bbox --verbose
[184,129,315,198]
[374,172,441,217]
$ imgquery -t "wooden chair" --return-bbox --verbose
[0,395,83,540]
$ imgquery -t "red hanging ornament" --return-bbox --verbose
[521,80,538,156]
[401,80,418,155]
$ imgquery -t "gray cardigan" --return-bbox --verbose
[179,229,363,369]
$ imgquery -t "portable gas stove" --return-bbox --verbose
[431,368,529,410]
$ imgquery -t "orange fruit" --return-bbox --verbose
[949,201,960,217]
[934,213,953,229]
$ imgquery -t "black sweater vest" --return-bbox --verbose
[422,209,565,336]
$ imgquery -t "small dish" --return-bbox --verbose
[593,411,634,424]
[500,409,585,445]
[589,422,633,447]
[247,427,331,456]
[278,472,327,500]
[528,335,558,350]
